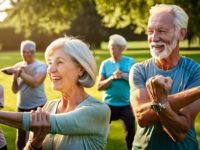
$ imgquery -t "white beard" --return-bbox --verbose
[150,36,178,59]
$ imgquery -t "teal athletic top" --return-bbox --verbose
[23,96,111,150]
[99,56,135,106]
[130,56,200,150]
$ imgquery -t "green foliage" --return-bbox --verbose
[3,0,84,37]
[95,0,200,45]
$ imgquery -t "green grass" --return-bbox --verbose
[0,49,200,150]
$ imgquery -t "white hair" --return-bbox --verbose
[20,40,36,52]
[45,37,96,88]
[150,4,188,31]
[108,34,127,50]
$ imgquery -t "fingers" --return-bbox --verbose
[30,107,50,132]
[146,75,173,102]
[113,69,122,79]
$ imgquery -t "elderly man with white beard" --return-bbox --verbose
[129,4,200,150]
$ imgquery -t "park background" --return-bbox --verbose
[0,0,200,149]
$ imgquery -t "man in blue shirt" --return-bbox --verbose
[97,34,135,150]
[129,4,200,150]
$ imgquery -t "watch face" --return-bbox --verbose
[151,102,163,112]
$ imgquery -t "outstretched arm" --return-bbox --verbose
[0,111,23,129]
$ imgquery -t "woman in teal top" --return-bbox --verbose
[0,37,110,150]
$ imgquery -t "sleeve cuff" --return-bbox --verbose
[22,112,30,131]
[22,112,55,133]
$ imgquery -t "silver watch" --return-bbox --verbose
[150,101,166,113]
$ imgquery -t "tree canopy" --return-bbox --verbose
[95,0,200,45]
[1,0,200,45]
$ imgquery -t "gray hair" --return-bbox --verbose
[150,4,188,31]
[20,40,36,52]
[108,34,127,50]
[45,37,96,88]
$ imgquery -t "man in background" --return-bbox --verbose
[1,40,47,150]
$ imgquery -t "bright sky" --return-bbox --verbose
[0,0,11,22]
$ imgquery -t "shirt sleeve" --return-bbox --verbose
[35,64,47,74]
[186,62,200,89]
[129,63,146,91]
[99,61,106,77]
[23,103,110,135]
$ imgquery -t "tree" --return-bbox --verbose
[95,0,200,46]
[1,0,85,37]
[1,0,200,46]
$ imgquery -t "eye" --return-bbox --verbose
[159,29,166,33]
[147,30,153,35]
[47,62,52,66]
[57,61,63,65]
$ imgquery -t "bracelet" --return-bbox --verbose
[30,143,42,150]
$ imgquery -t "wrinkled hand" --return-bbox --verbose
[146,75,172,103]
[113,69,122,79]
[30,107,50,148]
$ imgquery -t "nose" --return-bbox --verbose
[47,64,57,73]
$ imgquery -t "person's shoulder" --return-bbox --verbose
[14,61,24,67]
[89,96,109,108]
[35,60,47,66]
[131,58,153,69]
[123,55,134,60]
[180,56,200,68]
[86,96,110,115]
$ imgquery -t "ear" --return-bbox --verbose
[178,28,187,41]
[79,67,85,77]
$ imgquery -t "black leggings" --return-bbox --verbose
[0,145,7,150]
[108,105,135,150]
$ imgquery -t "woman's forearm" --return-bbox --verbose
[0,111,23,129]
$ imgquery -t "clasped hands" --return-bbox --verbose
[0,66,25,77]
[29,107,50,148]
[146,75,172,104]
[112,68,123,79]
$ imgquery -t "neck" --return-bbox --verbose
[57,87,88,113]
[112,55,121,62]
[155,48,180,70]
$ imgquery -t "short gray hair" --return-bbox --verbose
[150,4,188,31]
[20,40,36,52]
[108,34,127,50]
[45,37,96,88]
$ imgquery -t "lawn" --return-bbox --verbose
[0,47,200,149]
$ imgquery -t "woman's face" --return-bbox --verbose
[46,48,82,92]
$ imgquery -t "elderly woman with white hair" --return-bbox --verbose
[0,37,111,150]
[97,34,135,150]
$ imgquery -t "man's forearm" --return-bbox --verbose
[168,86,200,112]
[157,102,191,142]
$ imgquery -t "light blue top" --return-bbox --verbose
[130,56,200,150]
[16,61,47,109]
[99,56,135,106]
[23,96,111,150]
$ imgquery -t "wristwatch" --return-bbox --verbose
[150,101,166,113]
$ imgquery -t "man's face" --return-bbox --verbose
[21,49,35,64]
[147,12,179,59]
